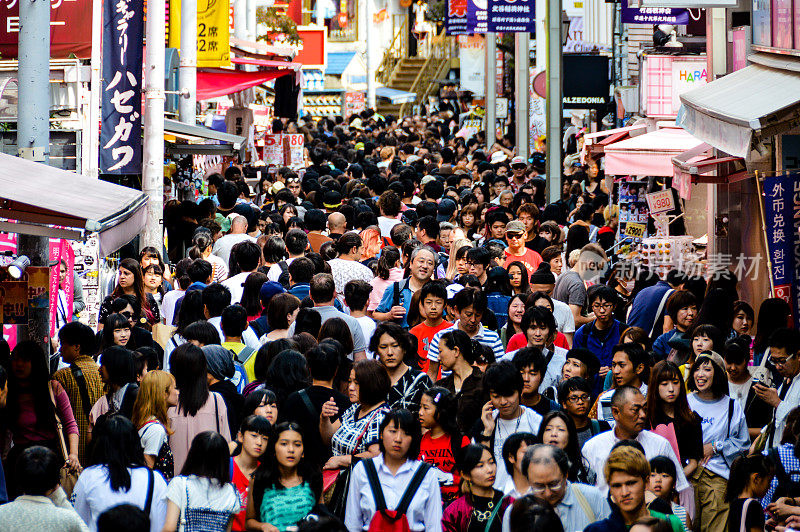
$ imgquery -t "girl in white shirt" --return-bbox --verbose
[162,431,241,532]
[686,351,749,532]
[344,409,443,532]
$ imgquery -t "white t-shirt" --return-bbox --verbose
[162,289,185,327]
[356,315,377,352]
[492,407,542,490]
[378,216,401,238]
[222,272,251,305]
[139,420,168,456]
[165,476,241,532]
[267,257,297,282]
[552,299,576,334]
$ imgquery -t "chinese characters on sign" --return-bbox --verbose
[487,0,535,32]
[169,0,231,67]
[100,0,144,174]
[763,173,800,328]
[620,5,689,24]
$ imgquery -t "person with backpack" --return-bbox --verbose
[686,351,750,532]
[131,370,178,482]
[344,408,442,532]
[442,443,514,532]
[202,345,244,438]
[557,377,609,450]
[724,455,774,532]
[762,407,800,506]
[218,305,254,392]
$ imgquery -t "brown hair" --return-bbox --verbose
[353,359,391,406]
[266,293,301,330]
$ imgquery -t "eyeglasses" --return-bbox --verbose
[591,302,614,310]
[529,478,566,494]
[773,354,794,367]
[566,394,590,404]
[506,233,524,239]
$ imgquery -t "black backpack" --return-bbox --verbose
[769,447,800,499]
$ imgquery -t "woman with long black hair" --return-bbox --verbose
[73,414,168,531]
[168,343,230,476]
[246,422,322,531]
[538,410,593,484]
[98,258,159,330]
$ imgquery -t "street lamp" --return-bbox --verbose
[8,255,30,279]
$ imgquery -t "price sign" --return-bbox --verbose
[286,134,305,168]
[262,134,284,166]
[344,92,365,117]
[624,222,647,239]
[646,190,676,215]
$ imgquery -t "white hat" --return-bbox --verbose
[446,283,465,300]
[490,151,508,164]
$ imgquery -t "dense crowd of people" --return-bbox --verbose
[0,111,796,532]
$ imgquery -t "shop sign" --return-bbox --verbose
[458,35,485,96]
[621,5,689,25]
[670,60,707,112]
[263,134,284,166]
[48,240,73,336]
[623,222,647,239]
[100,0,144,174]
[169,0,231,67]
[344,92,365,117]
[446,0,486,34]
[285,134,305,168]
[487,0,535,33]
[0,0,93,59]
[563,55,611,110]
[646,190,676,215]
[762,173,800,327]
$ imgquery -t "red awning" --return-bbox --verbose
[197,69,293,100]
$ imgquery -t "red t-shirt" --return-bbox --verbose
[506,332,570,353]
[419,432,470,501]
[503,248,543,274]
[231,457,257,532]
[410,320,453,375]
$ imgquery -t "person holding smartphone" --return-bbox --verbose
[754,328,800,449]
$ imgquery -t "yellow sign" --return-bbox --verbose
[624,222,647,239]
[169,0,231,68]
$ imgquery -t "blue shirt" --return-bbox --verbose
[653,328,680,360]
[627,281,673,334]
[375,278,413,328]
[572,319,624,368]
[288,283,310,301]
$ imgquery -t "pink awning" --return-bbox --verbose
[603,127,707,177]
[196,69,294,100]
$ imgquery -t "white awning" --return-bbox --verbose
[603,127,706,177]
[376,87,417,104]
[0,153,148,255]
[677,55,800,158]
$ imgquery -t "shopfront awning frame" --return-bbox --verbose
[602,126,707,177]
[678,54,800,158]
[671,142,749,185]
[584,123,649,157]
[0,152,148,255]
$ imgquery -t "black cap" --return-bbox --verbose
[530,262,556,284]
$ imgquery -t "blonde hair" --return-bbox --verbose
[604,446,650,484]
[131,370,175,435]
[446,238,473,280]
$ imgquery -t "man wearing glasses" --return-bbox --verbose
[755,327,800,448]
[502,220,543,273]
[571,286,626,376]
[500,444,610,532]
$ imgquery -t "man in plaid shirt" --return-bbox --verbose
[52,322,104,464]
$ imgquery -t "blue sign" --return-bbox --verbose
[763,173,800,327]
[621,5,690,25]
[446,0,486,34]
[488,0,535,33]
[100,0,144,174]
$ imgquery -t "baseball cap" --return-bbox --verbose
[259,281,285,306]
[511,156,526,166]
[696,351,726,373]
[506,220,526,234]
[437,198,457,222]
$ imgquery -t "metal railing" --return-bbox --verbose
[376,16,408,86]
[400,29,451,116]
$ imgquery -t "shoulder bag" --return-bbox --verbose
[48,380,80,495]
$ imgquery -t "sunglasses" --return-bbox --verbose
[512,164,526,170]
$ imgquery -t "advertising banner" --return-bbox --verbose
[446,0,486,34]
[487,0,535,32]
[169,0,232,67]
[0,0,92,59]
[100,0,144,174]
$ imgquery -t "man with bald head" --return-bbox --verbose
[501,444,610,532]
[212,215,256,271]
[327,212,347,241]
[582,385,689,494]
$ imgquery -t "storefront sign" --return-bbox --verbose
[458,35,485,95]
[621,5,689,24]
[48,240,73,336]
[670,60,707,111]
[646,190,676,215]
[0,0,93,59]
[446,0,486,34]
[285,134,305,168]
[487,0,535,32]
[762,173,800,327]
[169,0,231,67]
[100,0,144,174]
[642,55,706,118]
[263,134,284,166]
[563,55,611,110]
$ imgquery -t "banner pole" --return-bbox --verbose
[754,170,775,298]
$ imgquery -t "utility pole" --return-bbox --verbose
[485,33,496,148]
[179,0,197,124]
[515,33,530,160]
[545,0,562,203]
[365,0,375,109]
[17,0,51,348]
[142,0,166,249]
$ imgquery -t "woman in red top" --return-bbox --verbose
[418,386,469,505]
[230,414,271,532]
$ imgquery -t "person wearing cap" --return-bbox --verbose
[509,156,529,194]
[502,219,543,273]
[202,344,244,437]
[686,350,750,532]
[529,265,576,345]
[582,386,690,496]
[437,198,457,225]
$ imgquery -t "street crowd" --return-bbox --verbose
[0,110,796,532]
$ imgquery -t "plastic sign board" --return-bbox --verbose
[169,0,232,67]
[646,190,676,215]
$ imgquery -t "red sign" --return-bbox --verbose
[344,91,365,117]
[293,27,326,68]
[0,0,93,59]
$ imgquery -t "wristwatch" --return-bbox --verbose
[713,440,724,454]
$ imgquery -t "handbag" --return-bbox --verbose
[325,408,384,519]
[752,347,774,388]
[48,380,79,495]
